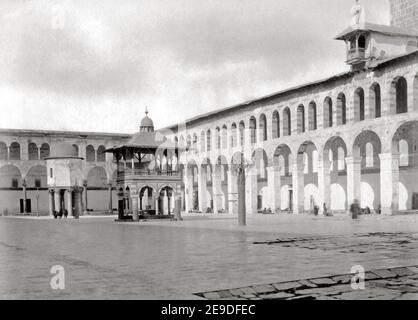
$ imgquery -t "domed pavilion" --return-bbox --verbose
[105,109,184,221]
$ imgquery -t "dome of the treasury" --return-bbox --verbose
[140,108,154,132]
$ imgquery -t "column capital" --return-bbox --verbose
[379,152,399,161]
[345,157,362,165]
[266,166,280,173]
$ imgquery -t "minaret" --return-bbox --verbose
[350,0,366,28]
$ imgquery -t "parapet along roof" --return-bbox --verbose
[335,22,418,40]
[104,131,184,153]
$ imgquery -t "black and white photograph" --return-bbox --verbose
[1,0,418,307]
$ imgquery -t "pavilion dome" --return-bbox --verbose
[140,108,154,132]
[50,143,77,158]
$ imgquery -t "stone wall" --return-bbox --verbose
[390,0,418,31]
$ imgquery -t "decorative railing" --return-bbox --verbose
[117,169,180,177]
[347,48,366,62]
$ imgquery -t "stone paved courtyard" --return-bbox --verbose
[1,214,418,300]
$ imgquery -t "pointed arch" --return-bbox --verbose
[97,145,106,162]
[283,108,291,136]
[200,131,205,152]
[86,145,95,162]
[297,104,305,133]
[390,76,408,114]
[230,123,237,148]
[40,143,50,160]
[28,143,39,160]
[249,116,257,144]
[308,101,317,130]
[369,83,381,119]
[272,111,280,139]
[9,142,20,160]
[323,97,333,128]
[259,114,267,141]
[337,93,347,125]
[206,130,212,152]
[354,87,365,121]
[239,121,245,146]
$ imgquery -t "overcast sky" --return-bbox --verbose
[0,0,390,133]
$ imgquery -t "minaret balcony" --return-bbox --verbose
[347,47,366,64]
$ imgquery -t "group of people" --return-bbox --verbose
[53,209,68,219]
[350,200,381,219]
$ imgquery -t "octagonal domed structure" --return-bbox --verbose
[140,109,154,132]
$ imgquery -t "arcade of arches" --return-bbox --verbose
[172,69,418,216]
[176,122,418,215]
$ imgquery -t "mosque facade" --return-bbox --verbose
[1,0,418,217]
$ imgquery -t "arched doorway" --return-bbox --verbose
[272,144,292,212]
[324,137,348,213]
[215,155,229,213]
[186,160,198,212]
[392,121,418,212]
[158,186,174,215]
[351,131,382,211]
[139,186,155,213]
[296,141,319,214]
[252,149,268,212]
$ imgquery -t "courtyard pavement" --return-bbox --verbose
[0,213,418,300]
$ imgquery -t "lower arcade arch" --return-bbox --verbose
[392,121,418,211]
[272,144,292,212]
[352,130,382,211]
[324,137,348,212]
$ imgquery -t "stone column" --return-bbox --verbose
[291,160,304,214]
[131,193,139,221]
[55,190,63,214]
[141,188,146,210]
[48,189,55,216]
[198,165,208,212]
[131,157,135,174]
[212,165,223,214]
[267,166,281,213]
[407,77,416,113]
[61,190,65,211]
[22,179,27,214]
[184,169,194,213]
[245,167,258,215]
[174,187,183,221]
[227,170,238,214]
[83,182,88,215]
[318,158,331,215]
[163,191,169,215]
[108,183,113,214]
[155,196,160,216]
[74,187,83,218]
[67,189,73,217]
[346,157,362,208]
[379,153,400,215]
